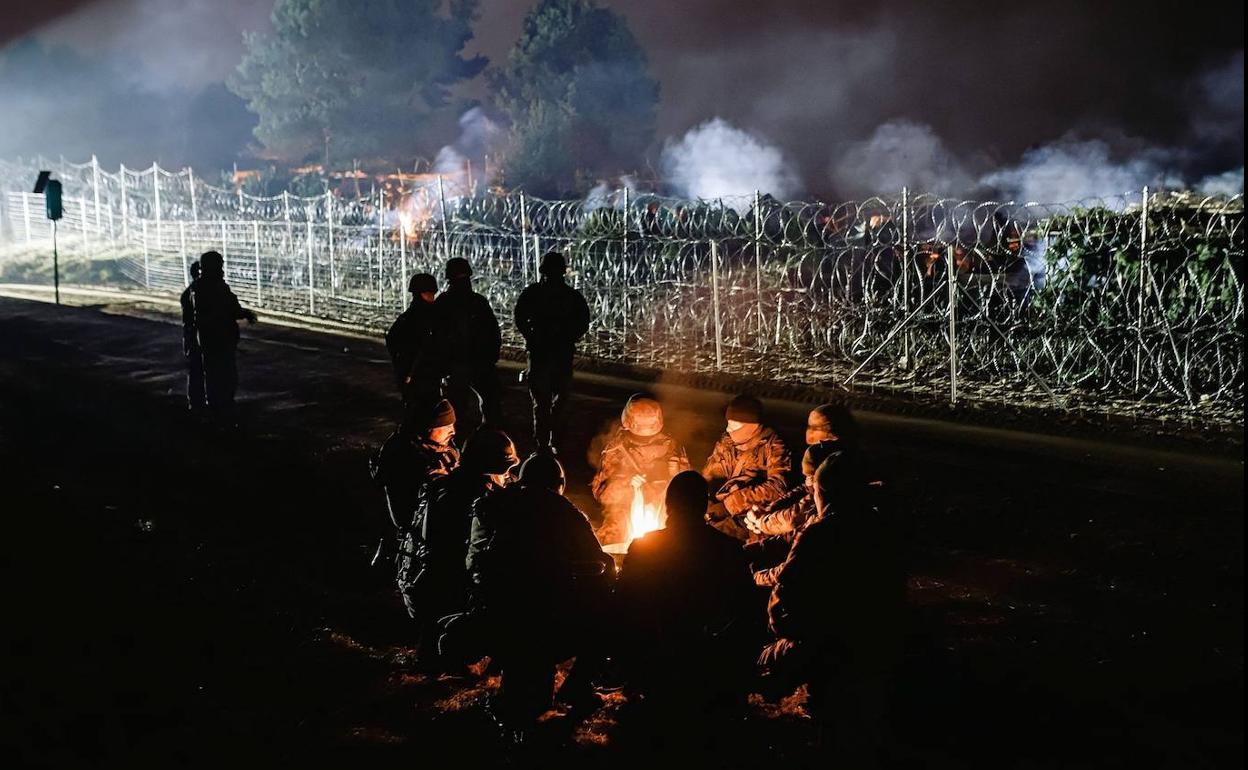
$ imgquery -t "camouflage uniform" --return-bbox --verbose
[591,427,690,545]
[701,425,791,518]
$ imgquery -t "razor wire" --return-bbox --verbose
[0,155,1242,423]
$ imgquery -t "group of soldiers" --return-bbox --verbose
[180,249,902,757]
[180,250,257,419]
[368,253,903,757]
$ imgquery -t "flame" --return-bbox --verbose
[628,484,664,541]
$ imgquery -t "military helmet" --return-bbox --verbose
[408,272,437,295]
[445,257,473,280]
[539,250,568,276]
[621,393,663,437]
[518,451,565,494]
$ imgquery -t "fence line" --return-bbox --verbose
[0,156,1242,423]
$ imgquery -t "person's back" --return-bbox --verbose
[614,471,762,713]
[514,274,590,358]
[386,274,439,396]
[434,277,501,369]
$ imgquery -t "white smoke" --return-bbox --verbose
[433,107,503,192]
[583,174,642,212]
[977,139,1184,204]
[660,118,800,210]
[830,120,972,198]
[1198,167,1244,196]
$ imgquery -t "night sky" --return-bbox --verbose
[1,0,1242,193]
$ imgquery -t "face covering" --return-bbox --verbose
[728,422,761,445]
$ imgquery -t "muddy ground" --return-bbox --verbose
[0,293,1242,768]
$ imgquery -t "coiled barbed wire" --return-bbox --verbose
[1,156,1242,423]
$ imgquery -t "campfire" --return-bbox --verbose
[628,484,664,541]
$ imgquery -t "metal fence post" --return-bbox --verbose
[221,220,229,275]
[711,240,724,371]
[900,186,911,369]
[327,192,336,297]
[151,163,161,249]
[79,196,88,253]
[532,234,540,279]
[282,191,292,250]
[437,175,451,261]
[91,155,101,234]
[622,186,630,352]
[179,221,188,282]
[22,192,31,242]
[1134,186,1149,392]
[119,164,128,240]
[306,212,315,315]
[399,224,408,310]
[188,168,198,227]
[377,187,385,307]
[753,189,764,345]
[946,243,958,404]
[519,191,529,284]
[142,219,151,288]
[253,220,263,306]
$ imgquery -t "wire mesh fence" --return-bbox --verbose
[1,155,1242,424]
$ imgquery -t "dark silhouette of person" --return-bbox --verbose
[757,451,905,766]
[190,251,256,417]
[433,257,503,434]
[385,272,440,409]
[179,260,205,411]
[613,471,764,729]
[369,399,460,622]
[465,452,613,740]
[514,251,591,451]
[408,428,519,671]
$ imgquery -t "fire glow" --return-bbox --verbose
[628,485,664,541]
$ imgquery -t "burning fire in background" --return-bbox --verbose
[628,484,665,542]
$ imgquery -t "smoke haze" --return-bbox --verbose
[660,118,800,206]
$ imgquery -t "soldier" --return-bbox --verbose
[757,452,904,765]
[190,251,257,418]
[385,272,440,409]
[408,427,518,670]
[748,439,843,587]
[590,394,690,545]
[369,399,460,622]
[514,251,591,451]
[433,257,503,434]
[179,260,205,412]
[743,403,860,538]
[701,395,791,541]
[466,453,614,739]
[613,471,763,726]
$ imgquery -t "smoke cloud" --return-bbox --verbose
[830,121,972,199]
[433,106,504,190]
[659,118,800,207]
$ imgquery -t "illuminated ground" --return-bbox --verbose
[0,292,1242,768]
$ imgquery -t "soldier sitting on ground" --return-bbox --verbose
[612,471,763,733]
[701,395,791,541]
[757,451,905,766]
[406,427,518,672]
[590,394,690,545]
[743,403,859,538]
[466,453,614,741]
[368,399,460,621]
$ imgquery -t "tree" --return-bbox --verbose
[229,0,486,168]
[492,0,659,197]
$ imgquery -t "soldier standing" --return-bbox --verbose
[433,257,503,434]
[191,251,256,419]
[385,272,440,408]
[179,260,205,412]
[514,251,591,451]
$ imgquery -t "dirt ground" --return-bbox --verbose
[0,292,1242,768]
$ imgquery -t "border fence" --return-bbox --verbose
[1,155,1242,426]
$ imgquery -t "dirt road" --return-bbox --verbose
[1,292,1241,768]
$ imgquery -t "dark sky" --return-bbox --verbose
[1,0,1242,190]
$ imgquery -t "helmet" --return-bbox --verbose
[463,428,520,475]
[200,250,224,274]
[725,394,763,424]
[518,452,565,494]
[539,251,567,276]
[621,394,663,437]
[445,257,473,280]
[408,272,437,294]
[664,470,708,524]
